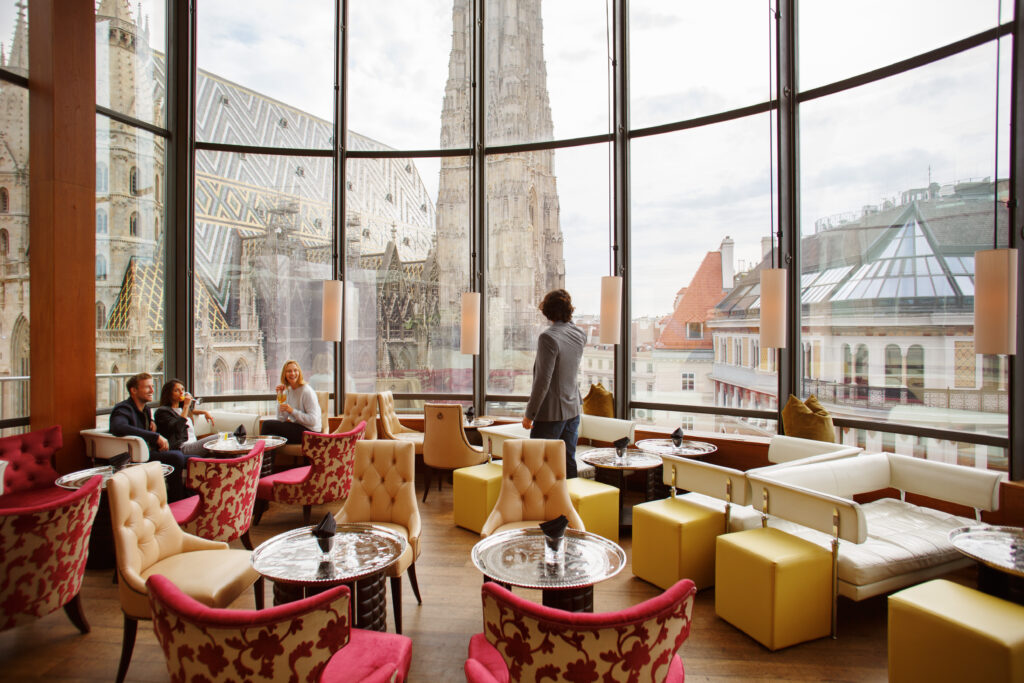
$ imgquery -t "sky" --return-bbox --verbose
[0,0,1012,317]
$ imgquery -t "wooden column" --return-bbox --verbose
[29,0,96,472]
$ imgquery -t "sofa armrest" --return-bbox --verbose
[746,470,867,543]
[81,429,149,463]
[888,453,1004,512]
[196,410,261,437]
[579,414,635,444]
[766,435,862,464]
[661,454,750,506]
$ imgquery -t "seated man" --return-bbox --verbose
[110,372,191,501]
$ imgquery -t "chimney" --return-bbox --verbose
[761,236,773,259]
[720,236,735,290]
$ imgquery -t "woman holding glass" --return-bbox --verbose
[261,359,321,443]
[154,379,219,455]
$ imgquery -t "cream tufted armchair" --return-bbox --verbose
[422,403,487,502]
[328,392,379,439]
[107,462,263,683]
[377,391,424,455]
[480,439,584,538]
[335,440,422,634]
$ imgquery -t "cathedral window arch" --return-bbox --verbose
[907,344,925,399]
[0,187,8,213]
[96,208,108,234]
[96,163,108,193]
[233,359,248,392]
[0,229,8,256]
[154,173,161,202]
[885,344,903,387]
[96,254,107,281]
[96,302,106,329]
[129,166,139,195]
[129,211,139,236]
[213,358,227,395]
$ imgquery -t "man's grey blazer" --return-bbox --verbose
[525,321,587,422]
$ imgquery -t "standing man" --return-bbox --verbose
[110,372,191,501]
[522,289,587,477]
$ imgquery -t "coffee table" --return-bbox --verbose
[471,528,626,612]
[251,523,407,631]
[580,448,662,530]
[950,525,1024,604]
[634,438,718,458]
[56,463,174,569]
[204,434,287,478]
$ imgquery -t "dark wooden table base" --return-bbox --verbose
[272,570,389,631]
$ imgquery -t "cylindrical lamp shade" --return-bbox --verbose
[974,248,1018,355]
[321,280,343,342]
[461,292,481,354]
[599,276,623,344]
[759,268,787,348]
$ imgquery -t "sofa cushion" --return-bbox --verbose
[781,394,834,443]
[582,383,614,417]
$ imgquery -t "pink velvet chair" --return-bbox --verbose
[169,441,264,549]
[465,579,697,683]
[254,422,366,525]
[147,574,412,683]
[0,424,102,634]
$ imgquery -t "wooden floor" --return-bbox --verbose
[2,481,945,682]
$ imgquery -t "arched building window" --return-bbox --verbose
[96,254,107,280]
[842,344,852,384]
[854,345,869,400]
[129,212,139,236]
[233,359,248,392]
[96,302,106,328]
[129,166,139,195]
[907,344,925,401]
[0,187,9,213]
[0,229,9,256]
[213,358,227,395]
[96,208,108,234]
[885,345,903,386]
[96,163,108,193]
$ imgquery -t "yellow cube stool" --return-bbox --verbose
[715,527,831,650]
[632,496,722,590]
[453,462,502,533]
[566,478,619,543]
[889,579,1024,683]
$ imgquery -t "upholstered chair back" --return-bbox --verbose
[267,423,365,507]
[0,475,101,632]
[147,574,351,683]
[176,441,264,543]
[480,439,584,537]
[335,392,378,439]
[423,403,486,470]
[377,391,411,437]
[478,579,696,682]
[336,440,420,554]
[0,424,62,497]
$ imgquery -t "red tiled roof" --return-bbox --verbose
[655,251,725,350]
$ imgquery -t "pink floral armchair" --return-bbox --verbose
[1,474,102,633]
[254,422,365,526]
[465,579,697,683]
[169,441,264,549]
[147,574,412,683]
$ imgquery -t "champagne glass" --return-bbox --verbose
[277,391,286,405]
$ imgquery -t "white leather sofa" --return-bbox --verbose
[478,414,636,479]
[746,452,1004,601]
[84,409,262,463]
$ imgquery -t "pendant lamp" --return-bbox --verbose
[321,279,343,342]
[759,1,786,349]
[461,292,480,354]
[599,275,622,344]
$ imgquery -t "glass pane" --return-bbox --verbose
[193,151,333,397]
[631,114,776,415]
[799,0,1004,91]
[630,2,770,129]
[345,155,467,395]
[0,80,28,419]
[799,45,1009,444]
[0,1,27,75]
[349,1,465,150]
[96,0,166,128]
[630,408,777,439]
[196,1,334,147]
[486,144,609,400]
[97,117,167,408]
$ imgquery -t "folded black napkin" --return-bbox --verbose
[466,406,475,422]
[539,514,569,549]
[312,513,337,554]
[233,424,247,445]
[613,436,629,458]
[671,427,684,448]
[109,451,131,472]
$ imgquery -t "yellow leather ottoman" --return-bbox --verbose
[632,496,722,590]
[715,527,831,650]
[888,579,1024,682]
[453,462,502,533]
[566,478,619,543]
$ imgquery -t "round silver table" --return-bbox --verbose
[634,438,718,458]
[580,448,663,530]
[252,523,407,631]
[950,525,1024,604]
[471,528,626,612]
[204,434,287,478]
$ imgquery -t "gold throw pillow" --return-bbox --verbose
[582,383,614,418]
[781,394,835,443]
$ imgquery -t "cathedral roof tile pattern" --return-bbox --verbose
[655,251,724,350]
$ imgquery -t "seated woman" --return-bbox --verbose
[261,359,322,444]
[154,379,219,456]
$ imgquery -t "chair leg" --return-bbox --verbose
[407,563,422,605]
[390,576,403,634]
[422,467,433,503]
[62,593,90,634]
[241,529,253,550]
[252,498,269,525]
[254,576,265,610]
[116,615,138,683]
[303,505,312,525]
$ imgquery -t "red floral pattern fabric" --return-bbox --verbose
[148,575,352,683]
[174,442,264,543]
[0,475,101,631]
[478,580,695,683]
[263,423,365,507]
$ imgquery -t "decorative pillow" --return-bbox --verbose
[781,394,835,443]
[582,383,614,418]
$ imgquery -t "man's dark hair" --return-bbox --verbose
[126,372,153,393]
[539,289,574,323]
